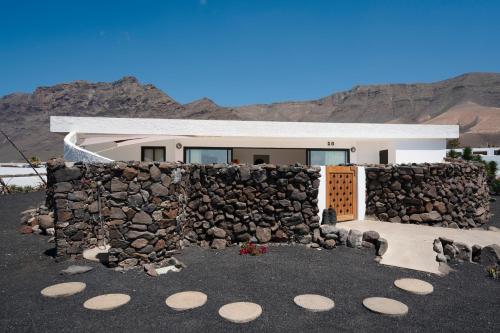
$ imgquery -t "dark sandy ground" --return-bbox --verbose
[0,192,499,332]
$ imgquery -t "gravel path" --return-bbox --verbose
[1,192,499,332]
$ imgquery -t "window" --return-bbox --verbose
[473,151,487,155]
[495,149,500,156]
[141,147,166,162]
[185,148,232,164]
[307,149,349,166]
[253,155,270,164]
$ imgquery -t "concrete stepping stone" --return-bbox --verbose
[294,294,335,312]
[363,297,408,316]
[218,302,262,323]
[83,245,110,262]
[83,293,131,310]
[41,282,86,298]
[60,265,94,275]
[165,291,207,311]
[394,278,434,295]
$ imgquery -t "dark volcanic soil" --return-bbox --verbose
[0,192,499,332]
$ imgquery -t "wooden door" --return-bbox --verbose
[326,166,357,221]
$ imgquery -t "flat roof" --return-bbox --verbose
[50,116,459,139]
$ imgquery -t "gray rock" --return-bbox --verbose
[210,227,226,239]
[337,229,348,244]
[479,244,500,265]
[67,191,87,202]
[433,239,443,254]
[211,238,226,250]
[37,215,54,230]
[443,244,458,260]
[111,178,129,192]
[376,238,388,256]
[347,229,363,248]
[436,253,447,262]
[420,211,442,223]
[54,182,73,193]
[323,239,336,249]
[60,265,94,275]
[150,183,169,197]
[150,165,161,181]
[454,242,472,262]
[320,224,338,236]
[362,230,380,243]
[132,211,153,225]
[256,227,272,243]
[53,167,82,182]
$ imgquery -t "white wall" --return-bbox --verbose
[355,140,395,164]
[393,139,447,163]
[83,136,448,165]
[88,137,360,163]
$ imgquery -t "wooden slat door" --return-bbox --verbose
[326,166,357,222]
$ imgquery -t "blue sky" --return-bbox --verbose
[1,0,499,106]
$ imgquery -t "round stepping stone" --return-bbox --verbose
[394,278,434,295]
[218,302,262,323]
[294,294,335,312]
[363,297,408,316]
[41,282,86,298]
[83,293,130,310]
[83,245,110,262]
[165,291,207,311]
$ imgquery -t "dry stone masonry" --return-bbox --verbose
[365,160,490,228]
[46,159,330,267]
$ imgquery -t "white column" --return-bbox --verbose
[356,166,366,220]
[317,165,327,224]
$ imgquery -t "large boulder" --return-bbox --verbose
[479,244,500,265]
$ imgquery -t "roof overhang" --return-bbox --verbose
[50,116,459,140]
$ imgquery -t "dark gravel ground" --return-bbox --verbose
[1,192,499,333]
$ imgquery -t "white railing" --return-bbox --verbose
[64,132,114,163]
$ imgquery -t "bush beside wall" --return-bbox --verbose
[365,160,490,228]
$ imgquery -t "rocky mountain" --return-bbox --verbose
[1,73,499,161]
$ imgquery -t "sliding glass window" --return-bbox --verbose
[141,146,166,162]
[307,149,348,166]
[185,148,232,164]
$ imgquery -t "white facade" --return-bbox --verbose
[51,116,459,165]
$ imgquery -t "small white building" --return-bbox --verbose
[50,116,459,165]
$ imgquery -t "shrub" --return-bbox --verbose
[486,265,499,280]
[462,147,474,161]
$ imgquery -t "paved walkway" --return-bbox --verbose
[340,219,500,275]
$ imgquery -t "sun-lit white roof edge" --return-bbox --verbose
[50,116,459,139]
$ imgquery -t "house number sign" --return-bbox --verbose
[327,141,335,146]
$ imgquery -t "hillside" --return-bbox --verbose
[1,73,499,161]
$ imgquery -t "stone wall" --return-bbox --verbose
[46,159,322,267]
[365,160,490,228]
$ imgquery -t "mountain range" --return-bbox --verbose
[1,72,500,161]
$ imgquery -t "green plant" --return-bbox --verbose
[447,149,462,158]
[462,147,474,161]
[491,179,500,195]
[487,265,499,280]
[29,156,41,167]
[486,161,498,178]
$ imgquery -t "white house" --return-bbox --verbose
[50,116,459,165]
